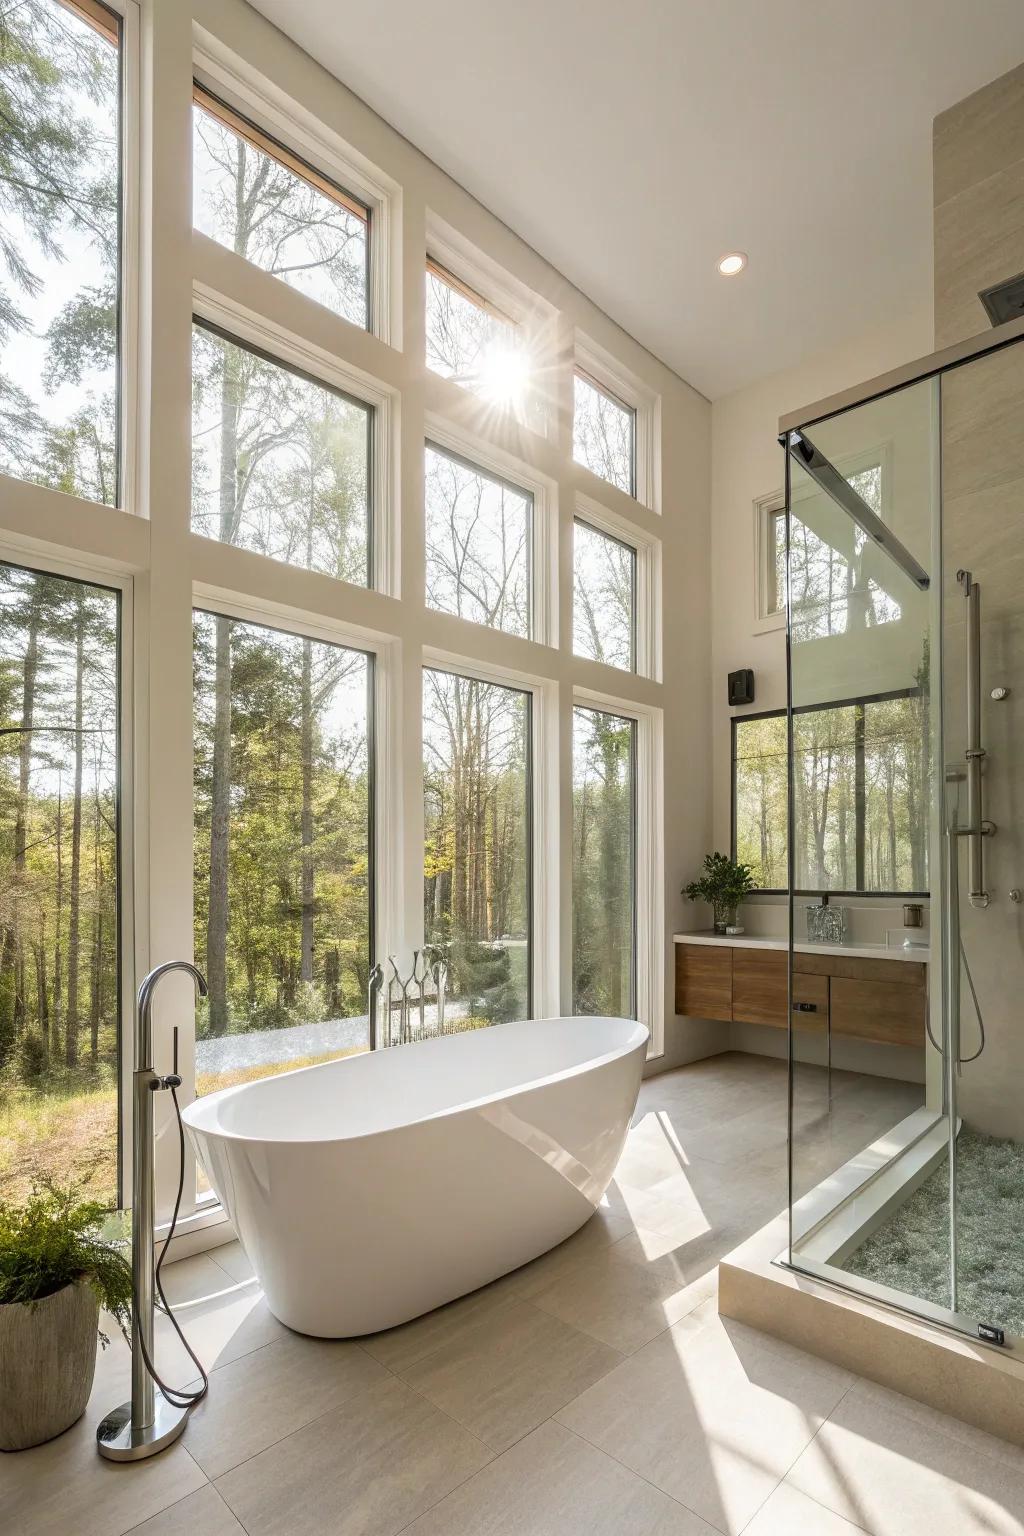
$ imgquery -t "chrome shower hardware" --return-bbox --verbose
[97,962,208,1462]
[956,570,996,908]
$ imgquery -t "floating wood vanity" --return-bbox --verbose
[673,933,928,1047]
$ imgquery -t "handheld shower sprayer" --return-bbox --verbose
[97,962,209,1462]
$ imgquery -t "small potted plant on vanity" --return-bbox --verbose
[0,1183,132,1451]
[684,852,757,934]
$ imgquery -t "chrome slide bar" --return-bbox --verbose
[957,570,993,907]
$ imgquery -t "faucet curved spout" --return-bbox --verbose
[136,961,208,1072]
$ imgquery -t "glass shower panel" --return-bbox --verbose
[785,375,947,1308]
[934,341,1024,1338]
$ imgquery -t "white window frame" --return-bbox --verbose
[425,414,558,649]
[425,212,556,438]
[572,685,664,1058]
[191,289,400,599]
[421,647,558,1022]
[573,332,661,513]
[192,32,401,348]
[574,491,662,681]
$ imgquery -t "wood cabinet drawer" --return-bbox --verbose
[830,977,926,1046]
[794,952,926,988]
[675,944,732,1022]
[732,947,787,1027]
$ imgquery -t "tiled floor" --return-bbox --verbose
[8,1052,1024,1536]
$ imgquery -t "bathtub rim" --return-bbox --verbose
[182,1014,648,1149]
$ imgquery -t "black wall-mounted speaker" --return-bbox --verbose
[728,669,755,707]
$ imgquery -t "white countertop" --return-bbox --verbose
[673,930,931,964]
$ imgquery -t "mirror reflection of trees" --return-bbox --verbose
[573,373,634,495]
[572,706,636,1018]
[0,565,119,1207]
[193,613,371,1096]
[735,685,929,894]
[573,520,635,671]
[423,669,530,1023]
[191,324,370,584]
[192,88,368,328]
[424,446,531,636]
[0,0,120,502]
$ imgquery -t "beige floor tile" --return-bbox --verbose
[206,1239,256,1284]
[362,1276,522,1372]
[124,1484,245,1536]
[154,1282,291,1379]
[402,1419,716,1535]
[846,1377,1024,1475]
[2,1406,206,1536]
[499,1206,635,1299]
[401,1299,622,1452]
[214,1372,492,1536]
[184,1328,387,1478]
[787,1386,1024,1536]
[744,1483,872,1536]
[557,1311,853,1535]
[530,1229,717,1353]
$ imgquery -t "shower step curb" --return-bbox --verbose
[718,1216,1024,1449]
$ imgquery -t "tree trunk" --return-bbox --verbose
[12,588,42,1038]
[65,596,85,1069]
[53,778,63,1058]
[89,756,103,1061]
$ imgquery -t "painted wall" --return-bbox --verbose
[934,62,1024,1138]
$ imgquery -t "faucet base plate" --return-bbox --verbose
[97,1390,190,1461]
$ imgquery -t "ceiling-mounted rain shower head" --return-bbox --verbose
[786,430,931,592]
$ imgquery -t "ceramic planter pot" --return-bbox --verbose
[0,1279,99,1450]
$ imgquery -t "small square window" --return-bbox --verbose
[573,370,635,496]
[424,443,531,636]
[425,260,529,409]
[573,520,636,672]
[193,85,370,329]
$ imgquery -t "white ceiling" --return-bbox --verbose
[249,0,1024,399]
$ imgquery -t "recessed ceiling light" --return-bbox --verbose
[717,252,747,277]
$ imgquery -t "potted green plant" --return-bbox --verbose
[684,852,757,934]
[0,1183,132,1451]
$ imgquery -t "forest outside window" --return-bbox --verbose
[192,609,373,1182]
[0,0,122,505]
[733,691,929,895]
[191,321,372,585]
[0,560,121,1209]
[573,519,636,671]
[425,259,529,408]
[193,85,370,330]
[573,370,635,497]
[572,705,637,1018]
[424,443,531,637]
[422,668,531,1024]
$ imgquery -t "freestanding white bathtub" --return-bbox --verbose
[182,1015,647,1336]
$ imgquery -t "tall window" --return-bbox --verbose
[733,690,929,894]
[0,562,120,1207]
[422,669,531,1023]
[573,371,635,496]
[424,444,531,636]
[193,612,372,1108]
[425,260,525,406]
[573,520,635,671]
[192,86,369,330]
[191,322,371,585]
[0,0,121,503]
[572,706,636,1017]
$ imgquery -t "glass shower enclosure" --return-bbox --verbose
[781,315,1024,1350]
